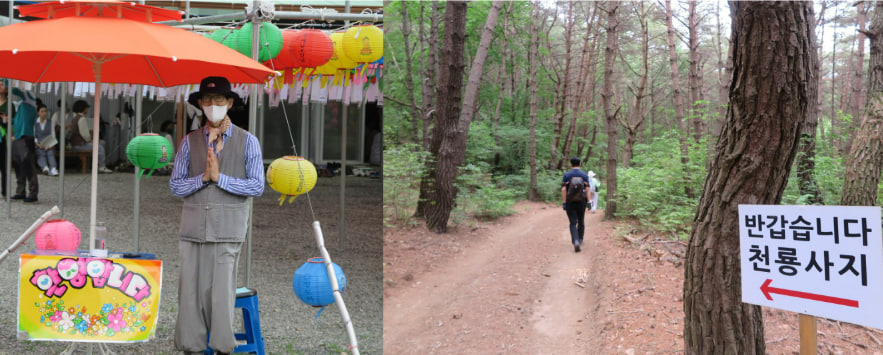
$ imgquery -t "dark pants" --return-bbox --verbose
[565,201,586,246]
[12,137,38,198]
[0,139,6,197]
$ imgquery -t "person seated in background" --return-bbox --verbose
[52,99,72,141]
[33,103,58,176]
[69,99,112,174]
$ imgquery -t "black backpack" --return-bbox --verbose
[566,176,587,203]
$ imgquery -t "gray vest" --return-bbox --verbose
[177,125,250,243]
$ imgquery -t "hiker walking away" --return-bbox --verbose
[587,170,600,214]
[562,157,591,252]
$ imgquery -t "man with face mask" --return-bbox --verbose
[169,76,264,355]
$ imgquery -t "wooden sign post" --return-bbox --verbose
[799,314,816,355]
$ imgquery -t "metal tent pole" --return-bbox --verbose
[244,3,261,288]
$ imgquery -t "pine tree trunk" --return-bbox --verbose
[841,1,883,207]
[683,2,816,354]
[602,1,619,219]
[425,1,501,233]
[420,1,467,229]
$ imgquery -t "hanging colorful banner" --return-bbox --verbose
[18,253,162,342]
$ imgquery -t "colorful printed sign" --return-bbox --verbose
[18,253,162,342]
[739,205,883,330]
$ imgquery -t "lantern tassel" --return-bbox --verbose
[288,195,297,204]
[278,195,285,206]
[313,305,327,323]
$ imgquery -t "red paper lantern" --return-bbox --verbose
[263,29,300,70]
[290,29,333,74]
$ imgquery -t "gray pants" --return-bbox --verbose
[174,240,242,353]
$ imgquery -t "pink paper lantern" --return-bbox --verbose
[34,219,81,251]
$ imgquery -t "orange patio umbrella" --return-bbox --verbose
[0,1,275,255]
[16,0,184,22]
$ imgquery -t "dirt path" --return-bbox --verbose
[384,202,603,354]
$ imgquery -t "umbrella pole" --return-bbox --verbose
[59,84,67,218]
[5,79,11,219]
[133,85,142,252]
[89,68,102,255]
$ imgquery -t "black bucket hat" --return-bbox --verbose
[187,76,240,108]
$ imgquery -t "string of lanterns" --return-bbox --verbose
[208,22,382,88]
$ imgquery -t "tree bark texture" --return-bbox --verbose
[684,2,816,354]
[420,1,467,231]
[841,1,883,207]
[426,1,501,233]
[602,1,619,219]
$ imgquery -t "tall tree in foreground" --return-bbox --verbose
[683,2,816,354]
[416,1,467,226]
[424,1,502,233]
[841,0,883,206]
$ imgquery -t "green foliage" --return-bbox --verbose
[454,163,518,220]
[501,167,566,203]
[782,140,844,205]
[616,131,706,239]
[383,143,431,226]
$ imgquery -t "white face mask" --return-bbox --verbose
[203,104,228,123]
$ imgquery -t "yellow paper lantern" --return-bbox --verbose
[316,31,360,87]
[266,156,318,205]
[342,24,383,65]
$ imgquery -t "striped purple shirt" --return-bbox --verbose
[169,124,264,198]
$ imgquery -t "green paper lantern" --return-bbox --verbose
[236,22,283,62]
[126,133,173,179]
[209,28,232,43]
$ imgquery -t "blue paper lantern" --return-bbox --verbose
[292,257,346,308]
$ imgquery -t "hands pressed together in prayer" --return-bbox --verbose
[202,119,229,184]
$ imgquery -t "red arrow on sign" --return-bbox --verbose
[760,279,859,308]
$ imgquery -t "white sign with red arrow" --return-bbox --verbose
[739,205,883,330]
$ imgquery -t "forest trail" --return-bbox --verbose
[383,202,605,354]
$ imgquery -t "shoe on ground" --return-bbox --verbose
[11,194,25,200]
[41,166,49,175]
[574,245,581,252]
[98,166,113,174]
[23,197,38,203]
[49,167,59,176]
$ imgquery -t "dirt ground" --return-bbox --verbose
[383,201,883,354]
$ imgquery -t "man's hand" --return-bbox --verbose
[204,147,219,183]
[562,203,566,211]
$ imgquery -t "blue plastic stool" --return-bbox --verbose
[204,287,266,355]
